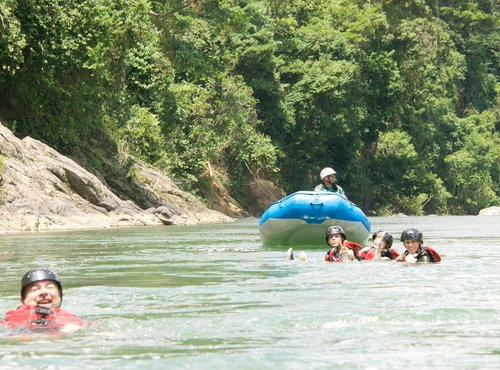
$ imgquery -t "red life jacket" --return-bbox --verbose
[361,247,400,260]
[325,241,362,262]
[344,241,362,254]
[325,249,343,262]
[422,246,441,263]
[1,305,87,329]
[401,245,442,263]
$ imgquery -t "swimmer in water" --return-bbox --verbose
[1,268,87,332]
[395,228,441,263]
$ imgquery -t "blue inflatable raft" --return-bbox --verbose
[259,191,371,248]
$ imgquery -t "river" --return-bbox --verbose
[0,216,499,369]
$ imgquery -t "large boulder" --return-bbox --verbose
[479,206,500,216]
[0,122,232,232]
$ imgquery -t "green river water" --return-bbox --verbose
[0,216,499,369]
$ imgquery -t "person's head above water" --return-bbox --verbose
[400,228,423,255]
[20,268,63,309]
[325,225,346,247]
[372,231,393,248]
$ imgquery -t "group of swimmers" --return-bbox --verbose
[309,166,441,264]
[2,165,441,335]
[288,225,441,264]
[2,225,440,332]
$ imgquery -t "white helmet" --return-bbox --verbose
[320,167,336,180]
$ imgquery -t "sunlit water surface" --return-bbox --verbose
[0,216,499,369]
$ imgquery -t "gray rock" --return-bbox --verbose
[478,206,500,216]
[0,122,233,233]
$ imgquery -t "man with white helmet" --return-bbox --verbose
[314,167,347,198]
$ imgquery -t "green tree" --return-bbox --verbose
[444,111,499,214]
[0,0,497,216]
[0,0,165,151]
[440,1,498,113]
[0,0,26,84]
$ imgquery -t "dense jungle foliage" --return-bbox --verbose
[0,0,498,215]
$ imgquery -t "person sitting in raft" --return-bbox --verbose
[1,268,87,332]
[360,231,400,261]
[314,167,347,199]
[324,225,362,262]
[395,228,441,264]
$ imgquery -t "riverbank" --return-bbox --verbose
[1,120,495,234]
[0,121,246,233]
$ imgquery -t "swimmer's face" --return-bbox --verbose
[22,280,62,309]
[403,240,421,255]
[327,233,344,247]
[373,233,388,248]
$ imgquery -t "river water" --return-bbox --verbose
[0,216,498,369]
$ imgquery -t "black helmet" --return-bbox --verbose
[21,268,62,300]
[400,228,423,242]
[372,231,393,247]
[325,225,346,241]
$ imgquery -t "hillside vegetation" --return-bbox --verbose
[0,0,498,215]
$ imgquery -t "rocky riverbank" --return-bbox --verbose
[4,119,492,234]
[0,122,243,233]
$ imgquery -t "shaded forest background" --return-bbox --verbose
[0,0,498,216]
